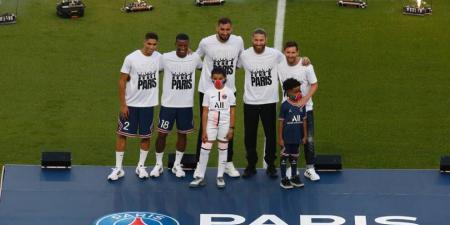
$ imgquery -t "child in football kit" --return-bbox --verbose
[278,78,308,189]
[190,67,236,188]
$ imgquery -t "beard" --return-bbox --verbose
[218,33,231,42]
[253,45,265,54]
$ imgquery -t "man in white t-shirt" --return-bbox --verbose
[238,28,284,178]
[107,32,161,181]
[149,33,202,178]
[278,41,320,181]
[195,17,244,178]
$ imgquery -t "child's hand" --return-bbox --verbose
[226,128,234,140]
[202,132,208,143]
[302,136,307,145]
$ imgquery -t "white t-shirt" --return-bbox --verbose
[202,86,236,125]
[160,51,202,108]
[278,58,318,111]
[196,34,244,93]
[238,47,284,105]
[120,50,161,107]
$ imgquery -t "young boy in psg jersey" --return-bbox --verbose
[278,78,308,189]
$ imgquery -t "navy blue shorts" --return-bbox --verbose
[116,106,154,138]
[157,106,194,134]
[281,144,300,157]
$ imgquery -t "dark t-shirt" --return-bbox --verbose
[279,100,307,144]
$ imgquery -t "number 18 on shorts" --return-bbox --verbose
[157,106,194,134]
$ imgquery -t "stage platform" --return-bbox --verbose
[0,165,449,225]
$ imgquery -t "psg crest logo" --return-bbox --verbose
[94,212,180,225]
[222,94,227,99]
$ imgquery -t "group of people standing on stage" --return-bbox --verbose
[107,17,320,189]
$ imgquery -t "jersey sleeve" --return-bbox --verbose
[306,65,318,84]
[159,55,165,72]
[229,90,236,106]
[275,49,284,64]
[196,39,206,58]
[120,56,132,74]
[238,36,245,56]
[237,53,244,69]
[195,53,203,69]
[278,63,286,85]
[202,91,210,107]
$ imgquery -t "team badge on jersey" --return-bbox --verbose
[222,94,227,99]
[94,212,180,225]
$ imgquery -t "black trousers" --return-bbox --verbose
[243,103,277,168]
[304,110,316,165]
[196,92,234,162]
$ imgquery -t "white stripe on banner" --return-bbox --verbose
[0,165,5,201]
[274,0,286,51]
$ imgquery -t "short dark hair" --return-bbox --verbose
[211,67,227,78]
[253,28,267,37]
[176,33,189,41]
[284,41,298,51]
[145,32,159,41]
[217,17,232,26]
[282,78,301,93]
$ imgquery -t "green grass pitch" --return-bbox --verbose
[0,0,449,169]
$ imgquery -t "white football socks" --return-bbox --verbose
[156,152,164,165]
[138,149,148,167]
[115,151,124,169]
[217,150,228,178]
[174,150,184,166]
[198,149,210,178]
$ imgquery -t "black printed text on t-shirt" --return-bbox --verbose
[250,68,273,87]
[171,72,193,90]
[213,58,235,75]
[138,71,157,90]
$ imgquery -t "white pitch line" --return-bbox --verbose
[262,0,286,169]
[274,0,286,51]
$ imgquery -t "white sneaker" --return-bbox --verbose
[216,177,225,188]
[107,167,125,181]
[135,166,149,179]
[150,164,163,177]
[189,177,206,187]
[224,162,240,177]
[171,164,186,178]
[304,168,320,181]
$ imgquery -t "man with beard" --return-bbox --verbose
[238,30,312,178]
[278,41,320,181]
[238,28,284,178]
[195,17,244,178]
